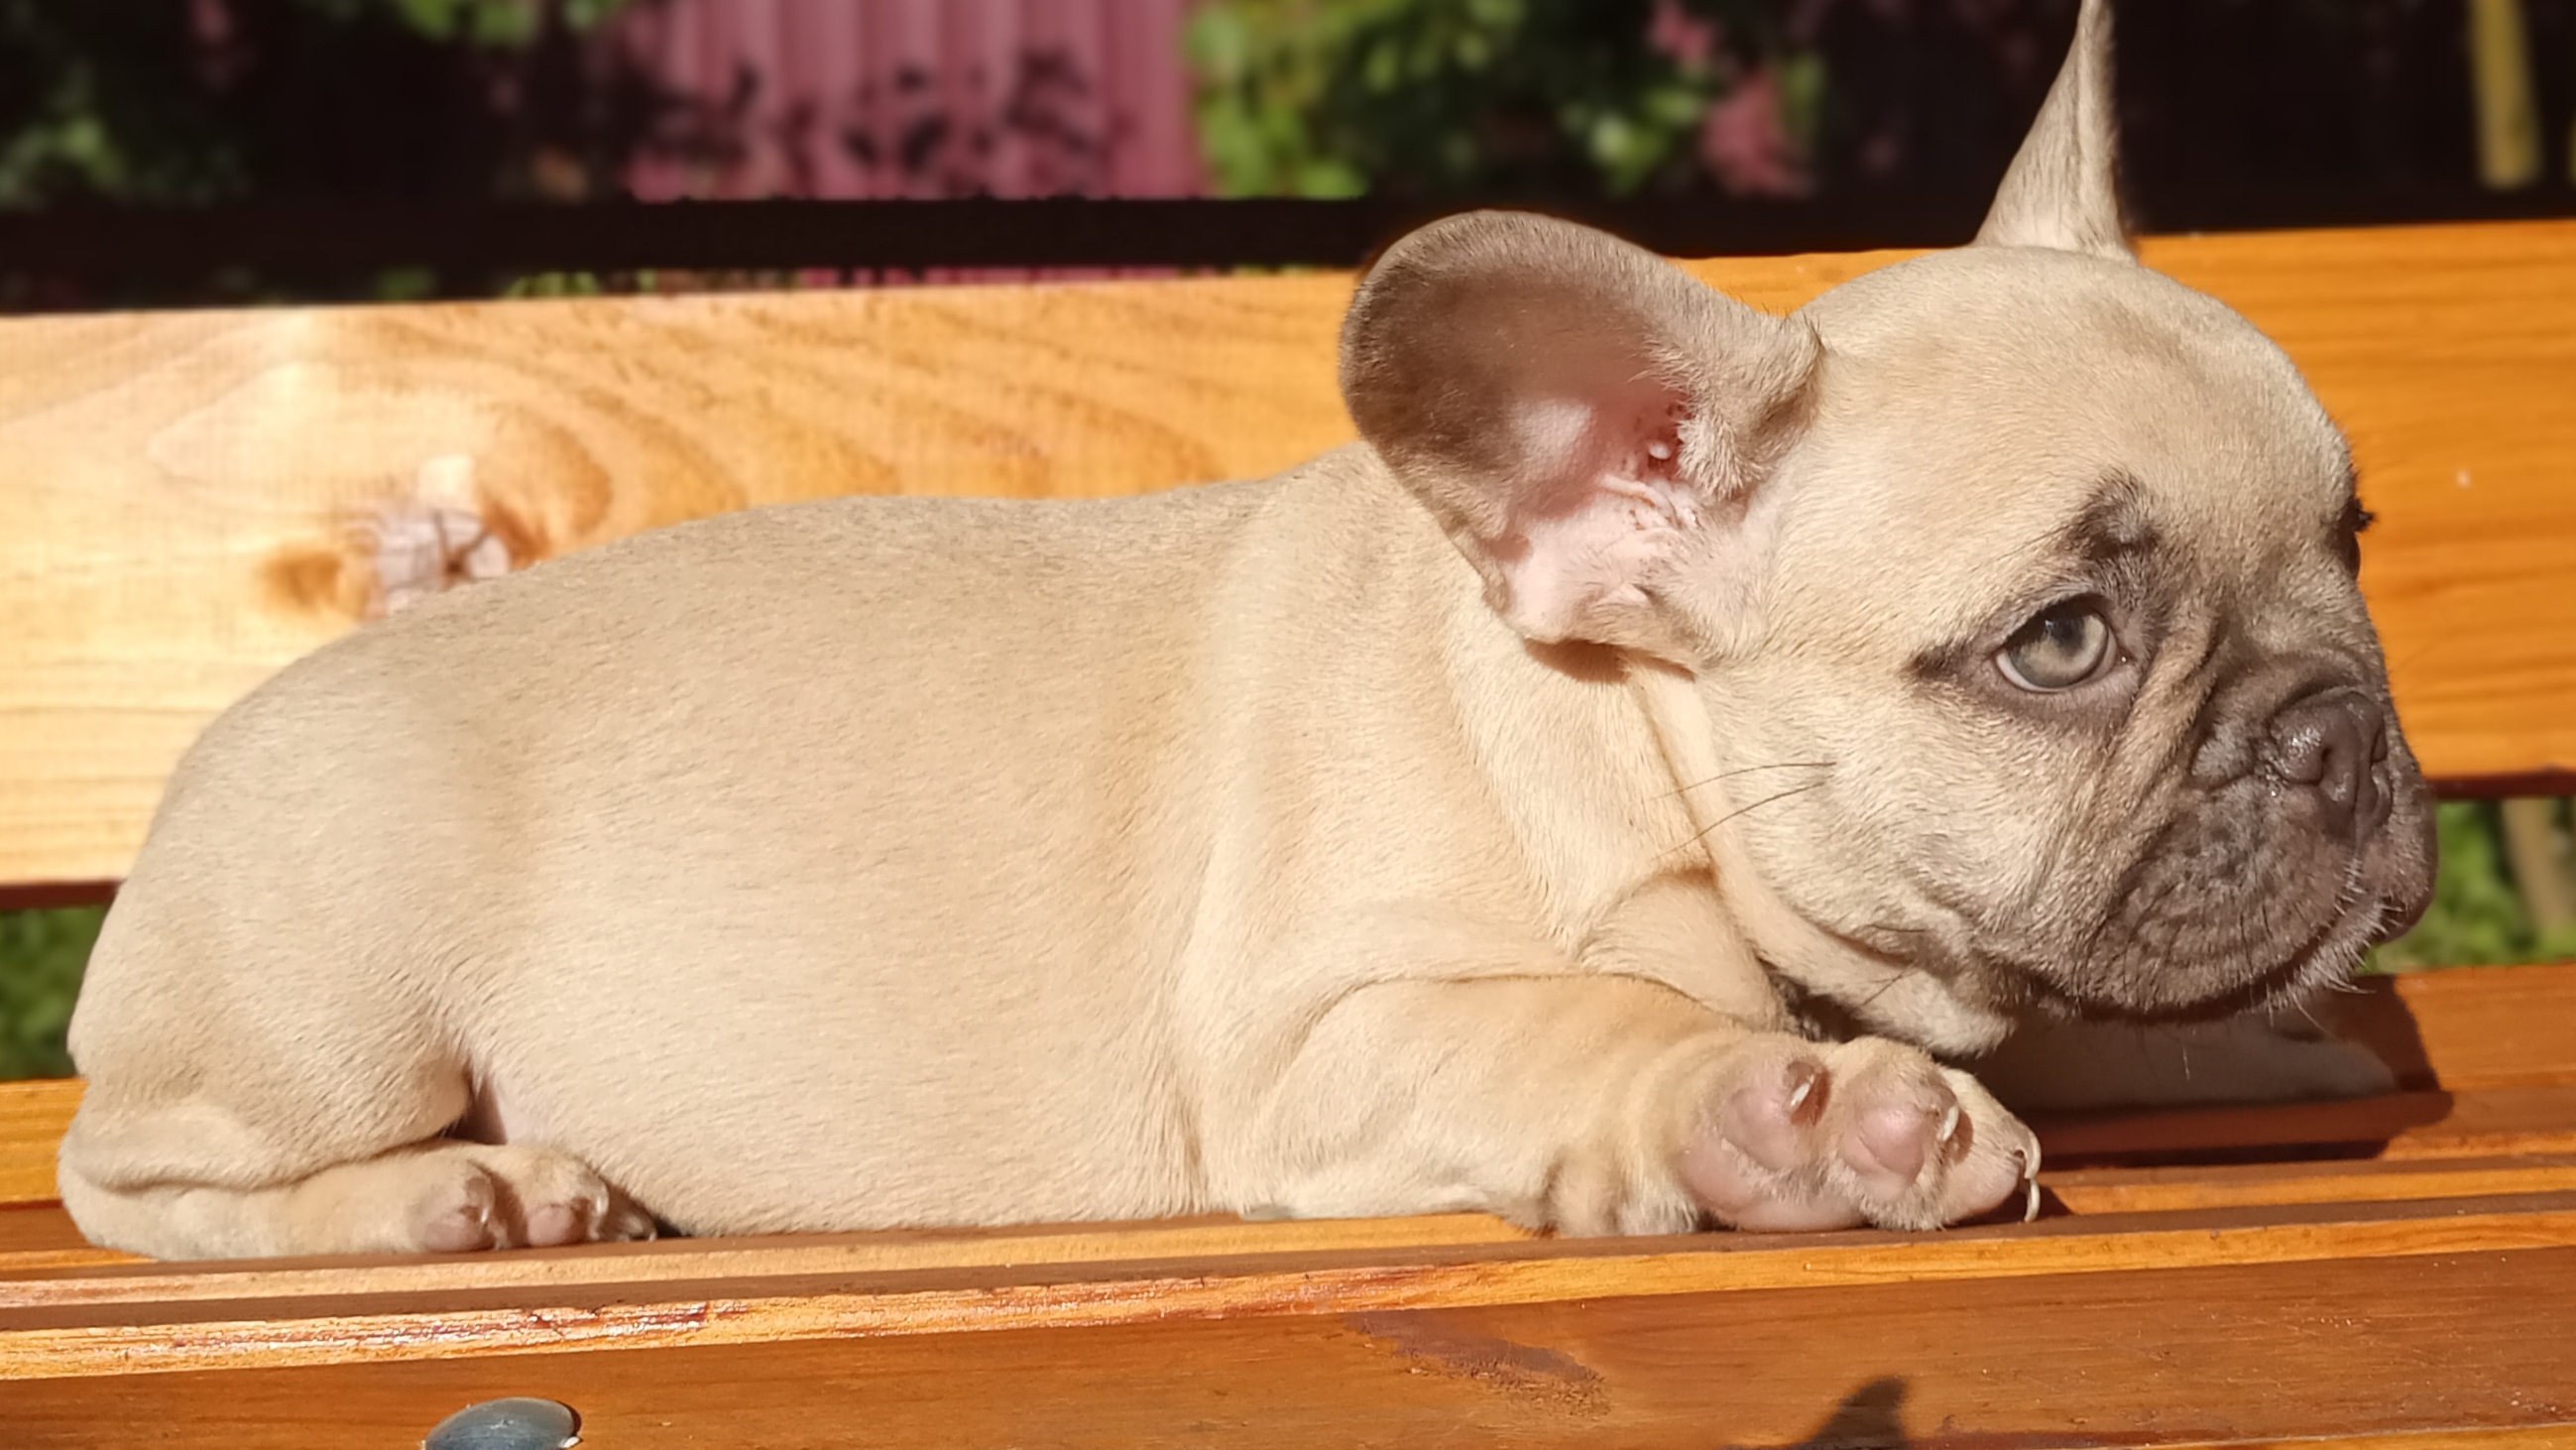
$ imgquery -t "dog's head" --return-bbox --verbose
[1342,0,2435,1027]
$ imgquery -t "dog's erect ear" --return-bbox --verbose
[1976,0,2132,261]
[1340,211,1819,663]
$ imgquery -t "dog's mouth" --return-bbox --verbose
[1993,881,2420,1026]
[1972,751,2441,1024]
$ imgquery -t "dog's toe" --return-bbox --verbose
[1679,1038,1867,1231]
[471,1143,653,1249]
[410,1164,502,1254]
[1675,1034,2039,1234]
[523,1197,590,1248]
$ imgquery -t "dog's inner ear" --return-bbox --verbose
[1976,0,2133,262]
[1340,212,1819,664]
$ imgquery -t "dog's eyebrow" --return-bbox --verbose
[1906,471,2159,685]
[2062,471,2158,564]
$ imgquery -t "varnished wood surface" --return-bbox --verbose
[3,220,2572,884]
[2166,1437,2576,1450]
[2379,961,2576,1090]
[2032,1081,2576,1164]
[5,1247,2572,1447]
[3,1193,2572,1381]
[0,1078,73,1207]
[2044,1152,2576,1214]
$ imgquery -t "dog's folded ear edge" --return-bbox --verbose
[1339,210,1820,667]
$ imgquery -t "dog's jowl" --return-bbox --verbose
[61,0,2433,1259]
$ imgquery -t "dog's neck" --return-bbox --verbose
[1626,656,2015,1057]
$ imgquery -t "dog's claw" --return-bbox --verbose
[1784,1066,1817,1116]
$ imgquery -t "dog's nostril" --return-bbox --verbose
[2268,689,2389,837]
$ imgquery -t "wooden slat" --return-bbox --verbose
[3,221,2570,885]
[2381,963,2576,1090]
[2045,1152,2576,1214]
[0,1206,114,1274]
[2168,1437,2576,1450]
[3,1245,2572,1447]
[0,1079,72,1208]
[2142,223,2576,793]
[2035,1082,2576,1164]
[2,1193,2571,1381]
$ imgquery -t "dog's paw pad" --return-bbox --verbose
[1714,1054,1827,1171]
[523,1197,593,1248]
[472,1144,656,1249]
[1677,1043,1868,1231]
[1838,1077,1958,1197]
[1673,1035,2039,1233]
[410,1166,501,1254]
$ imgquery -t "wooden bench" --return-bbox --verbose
[3,218,2574,1447]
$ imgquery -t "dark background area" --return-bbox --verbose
[2,1,2571,303]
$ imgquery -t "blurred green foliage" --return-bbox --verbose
[0,907,98,1080]
[2372,801,2576,973]
[0,0,638,210]
[2,0,654,309]
[1186,0,1810,197]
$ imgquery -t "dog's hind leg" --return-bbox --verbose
[56,868,652,1260]
[58,1022,657,1259]
[59,1137,654,1260]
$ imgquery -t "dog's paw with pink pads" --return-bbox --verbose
[391,1144,657,1253]
[1676,1034,2039,1232]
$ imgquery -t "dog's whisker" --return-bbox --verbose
[1667,780,1830,857]
[1658,760,1835,801]
[1854,971,1910,1010]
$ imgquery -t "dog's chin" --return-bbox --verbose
[2003,892,2410,1027]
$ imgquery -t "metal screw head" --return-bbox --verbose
[422,1397,580,1450]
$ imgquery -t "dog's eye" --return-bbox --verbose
[1997,600,2115,691]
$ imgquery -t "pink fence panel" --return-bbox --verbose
[611,0,1205,202]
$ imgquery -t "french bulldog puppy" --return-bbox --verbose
[60,0,2432,1260]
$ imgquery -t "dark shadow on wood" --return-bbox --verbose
[0,882,116,911]
[1734,1377,1910,1450]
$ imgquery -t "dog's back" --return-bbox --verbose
[63,453,1428,1241]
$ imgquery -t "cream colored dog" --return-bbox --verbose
[62,0,2433,1260]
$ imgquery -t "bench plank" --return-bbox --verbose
[4,1247,2572,1448]
[2,1193,2570,1380]
[3,221,2570,885]
[0,1080,74,1207]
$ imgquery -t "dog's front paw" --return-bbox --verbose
[390,1144,657,1253]
[1675,1034,2038,1232]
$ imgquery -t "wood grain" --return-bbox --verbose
[2043,1152,2576,1214]
[4,1248,2573,1448]
[0,1079,72,1208]
[2032,1082,2576,1164]
[3,221,2570,884]
[3,1193,2572,1381]
[2385,962,2576,1090]
[2139,222,2576,791]
[2166,1436,2576,1450]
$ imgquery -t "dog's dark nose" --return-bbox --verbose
[2268,688,2391,837]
